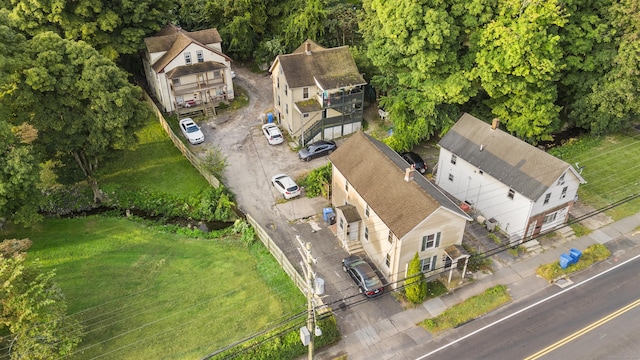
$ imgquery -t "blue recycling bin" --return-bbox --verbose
[267,112,274,123]
[559,253,574,269]
[569,248,582,262]
[323,207,333,222]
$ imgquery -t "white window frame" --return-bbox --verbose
[184,52,192,65]
[544,193,551,205]
[451,154,457,165]
[196,50,204,63]
[420,256,437,272]
[421,232,441,251]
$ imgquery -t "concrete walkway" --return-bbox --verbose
[314,211,640,360]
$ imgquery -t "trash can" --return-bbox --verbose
[323,207,333,222]
[267,112,274,123]
[486,218,498,232]
[327,213,336,225]
[559,253,573,269]
[569,248,582,262]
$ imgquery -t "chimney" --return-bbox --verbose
[404,166,415,182]
[491,118,500,130]
[305,42,311,55]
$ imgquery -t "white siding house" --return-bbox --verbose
[436,113,586,243]
[142,24,234,116]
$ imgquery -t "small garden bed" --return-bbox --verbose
[536,244,611,282]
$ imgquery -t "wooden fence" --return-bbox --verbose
[143,92,220,188]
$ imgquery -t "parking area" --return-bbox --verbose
[189,65,404,335]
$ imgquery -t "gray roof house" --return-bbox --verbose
[435,113,586,243]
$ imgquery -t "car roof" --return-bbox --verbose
[310,140,335,146]
[274,174,295,186]
[402,152,423,162]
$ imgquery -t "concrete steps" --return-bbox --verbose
[522,239,543,254]
[555,226,576,242]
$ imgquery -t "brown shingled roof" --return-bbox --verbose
[144,25,229,73]
[276,40,366,89]
[329,132,468,238]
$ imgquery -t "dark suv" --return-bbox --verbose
[342,254,384,298]
[400,152,427,174]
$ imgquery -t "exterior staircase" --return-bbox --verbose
[522,239,543,254]
[555,225,577,243]
[345,240,364,255]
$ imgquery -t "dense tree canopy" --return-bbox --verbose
[1,32,150,202]
[7,0,176,59]
[0,254,83,359]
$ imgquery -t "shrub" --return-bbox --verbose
[405,253,427,304]
[300,163,332,198]
[203,146,228,179]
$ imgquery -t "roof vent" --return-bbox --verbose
[480,144,484,151]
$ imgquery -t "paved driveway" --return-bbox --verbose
[196,65,404,351]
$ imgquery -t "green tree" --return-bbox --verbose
[474,0,566,142]
[405,252,427,304]
[0,122,43,226]
[361,0,477,151]
[0,254,83,359]
[3,32,150,202]
[7,0,176,59]
[282,0,328,49]
[566,0,640,134]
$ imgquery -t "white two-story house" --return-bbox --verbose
[142,24,234,116]
[269,39,367,146]
[436,113,586,243]
[329,132,471,289]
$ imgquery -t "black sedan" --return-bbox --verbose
[298,140,337,161]
[342,254,384,298]
[400,151,427,174]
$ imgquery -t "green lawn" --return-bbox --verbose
[3,217,305,359]
[549,132,640,220]
[98,113,210,197]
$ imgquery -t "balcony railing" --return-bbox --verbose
[172,78,225,95]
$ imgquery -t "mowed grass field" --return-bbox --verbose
[549,131,640,220]
[2,115,306,359]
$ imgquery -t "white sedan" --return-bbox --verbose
[179,118,204,145]
[262,123,284,145]
[271,174,301,199]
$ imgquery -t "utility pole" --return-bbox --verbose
[297,235,320,360]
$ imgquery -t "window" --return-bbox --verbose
[196,50,204,63]
[303,87,309,99]
[303,113,309,118]
[345,182,349,192]
[284,85,288,95]
[543,212,557,224]
[421,232,441,251]
[561,186,568,199]
[365,205,369,218]
[388,231,393,244]
[448,174,454,182]
[420,256,437,272]
[451,154,457,165]
[277,95,280,106]
[285,104,288,114]
[558,174,565,185]
[386,254,391,267]
[277,77,280,89]
[339,218,344,229]
[172,78,180,85]
[364,227,369,241]
[508,189,515,199]
[544,193,551,205]
[184,52,192,65]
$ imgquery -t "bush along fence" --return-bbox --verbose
[143,91,220,188]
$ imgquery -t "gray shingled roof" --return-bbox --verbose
[438,113,575,201]
[276,39,366,90]
[144,25,229,73]
[329,132,469,239]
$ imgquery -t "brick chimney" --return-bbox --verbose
[404,166,415,182]
[491,118,500,130]
[305,42,312,55]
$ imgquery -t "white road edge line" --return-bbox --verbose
[415,253,640,359]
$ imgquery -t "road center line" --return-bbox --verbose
[415,253,640,360]
[524,298,640,359]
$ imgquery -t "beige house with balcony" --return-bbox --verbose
[269,39,366,146]
[328,132,472,289]
[142,24,234,117]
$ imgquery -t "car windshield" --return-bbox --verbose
[286,185,299,192]
[186,125,199,133]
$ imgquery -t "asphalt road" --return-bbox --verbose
[407,252,640,360]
